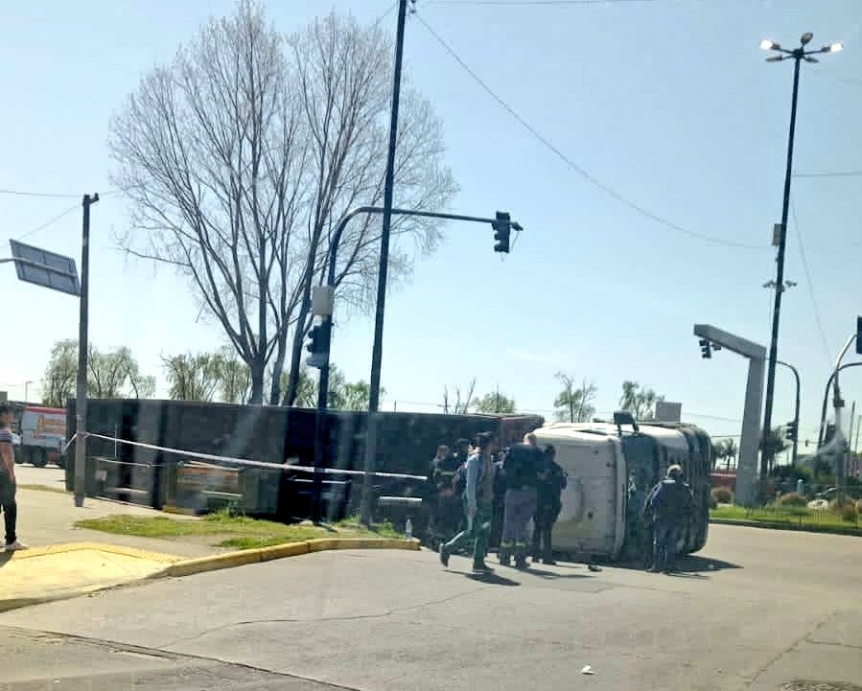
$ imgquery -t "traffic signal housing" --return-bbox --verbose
[785,420,797,441]
[699,338,712,359]
[492,211,511,253]
[305,323,328,369]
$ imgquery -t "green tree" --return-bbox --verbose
[553,371,597,423]
[475,391,516,415]
[326,366,381,411]
[162,353,223,402]
[619,380,665,421]
[42,340,154,405]
[41,340,77,407]
[761,427,790,470]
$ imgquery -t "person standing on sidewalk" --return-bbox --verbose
[439,432,496,574]
[0,403,26,552]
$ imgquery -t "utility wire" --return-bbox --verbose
[414,13,767,251]
[790,198,832,367]
[428,0,677,6]
[794,171,862,179]
[0,188,79,199]
[15,203,80,241]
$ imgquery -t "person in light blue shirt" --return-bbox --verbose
[439,432,497,574]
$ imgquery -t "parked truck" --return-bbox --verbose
[17,405,67,468]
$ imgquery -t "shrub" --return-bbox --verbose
[777,492,807,507]
[709,494,718,510]
[711,487,733,505]
[829,499,859,522]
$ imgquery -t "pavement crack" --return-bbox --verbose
[742,615,837,688]
[160,585,489,649]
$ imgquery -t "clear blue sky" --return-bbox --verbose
[1,0,860,449]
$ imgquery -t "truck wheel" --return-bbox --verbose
[32,449,48,468]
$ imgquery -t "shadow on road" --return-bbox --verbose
[521,567,592,580]
[464,572,520,586]
[675,556,742,573]
[0,552,11,568]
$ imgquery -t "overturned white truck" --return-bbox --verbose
[533,414,713,562]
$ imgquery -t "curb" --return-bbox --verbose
[158,537,421,578]
[710,518,862,538]
[0,538,420,614]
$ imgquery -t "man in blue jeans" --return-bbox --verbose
[439,432,496,574]
[644,464,692,574]
[0,403,27,552]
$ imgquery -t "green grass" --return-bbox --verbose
[711,505,862,535]
[75,510,406,550]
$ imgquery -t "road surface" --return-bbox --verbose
[0,523,860,690]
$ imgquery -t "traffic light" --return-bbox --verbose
[856,316,862,355]
[785,420,797,441]
[305,323,327,369]
[699,338,712,359]
[492,211,511,253]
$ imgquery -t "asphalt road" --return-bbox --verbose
[0,524,860,691]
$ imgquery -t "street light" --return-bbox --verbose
[758,33,842,491]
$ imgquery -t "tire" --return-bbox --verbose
[32,448,48,468]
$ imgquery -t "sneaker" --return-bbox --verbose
[4,541,27,552]
[472,563,494,575]
[439,544,450,568]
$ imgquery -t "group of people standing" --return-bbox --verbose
[434,431,566,574]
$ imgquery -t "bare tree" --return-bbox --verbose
[443,378,476,415]
[109,1,457,406]
[554,371,597,423]
[279,12,457,405]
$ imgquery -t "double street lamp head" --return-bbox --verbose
[760,33,843,61]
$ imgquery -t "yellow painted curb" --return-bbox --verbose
[160,537,420,579]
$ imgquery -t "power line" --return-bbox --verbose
[414,13,768,251]
[0,188,79,199]
[15,203,80,241]
[793,171,862,179]
[790,198,832,366]
[428,0,675,5]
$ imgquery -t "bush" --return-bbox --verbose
[829,499,859,522]
[711,487,733,505]
[777,492,808,507]
[709,494,718,510]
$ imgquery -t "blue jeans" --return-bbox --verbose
[652,522,678,572]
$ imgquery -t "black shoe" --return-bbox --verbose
[514,557,528,570]
[473,563,494,574]
[542,558,557,566]
[439,544,450,568]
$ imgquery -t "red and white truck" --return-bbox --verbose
[16,405,66,468]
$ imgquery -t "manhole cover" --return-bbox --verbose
[782,682,862,691]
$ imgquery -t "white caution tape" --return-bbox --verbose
[76,432,428,482]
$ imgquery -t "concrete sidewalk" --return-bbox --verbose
[0,481,219,613]
[1,474,419,613]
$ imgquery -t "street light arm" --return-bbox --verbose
[818,361,862,447]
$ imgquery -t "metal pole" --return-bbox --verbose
[761,55,801,488]
[74,193,98,507]
[368,0,408,414]
[817,358,862,448]
[854,414,861,453]
[777,360,800,467]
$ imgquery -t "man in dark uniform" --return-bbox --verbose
[532,444,566,565]
[499,439,541,569]
[643,464,694,574]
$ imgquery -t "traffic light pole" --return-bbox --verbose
[316,204,520,524]
[777,360,800,466]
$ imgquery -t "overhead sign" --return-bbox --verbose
[8,239,79,296]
